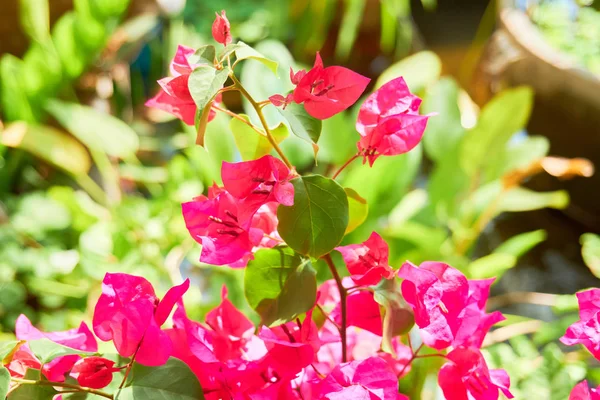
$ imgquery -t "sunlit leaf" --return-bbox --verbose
[375,51,442,92]
[581,233,600,278]
[345,187,368,234]
[230,114,288,161]
[467,253,516,280]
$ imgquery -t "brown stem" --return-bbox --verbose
[119,345,141,389]
[10,378,114,399]
[332,153,360,180]
[230,74,293,169]
[323,253,347,362]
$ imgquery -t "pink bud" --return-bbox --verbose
[212,10,232,46]
[70,357,118,389]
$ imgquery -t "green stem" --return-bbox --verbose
[74,174,109,207]
[10,377,113,399]
[323,253,347,362]
[229,74,293,169]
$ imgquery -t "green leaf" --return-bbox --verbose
[276,102,322,158]
[8,369,57,400]
[344,188,368,234]
[277,175,349,258]
[52,13,88,79]
[19,0,50,42]
[467,253,517,280]
[0,341,24,364]
[373,279,414,353]
[230,114,289,160]
[1,122,91,175]
[245,247,317,326]
[0,366,9,399]
[374,51,442,92]
[233,42,278,74]
[29,338,97,364]
[188,66,229,111]
[335,0,367,60]
[581,233,600,278]
[388,189,428,226]
[0,55,36,122]
[421,77,464,161]
[116,358,204,400]
[484,136,549,182]
[494,229,547,259]
[45,100,139,158]
[460,87,534,178]
[194,45,216,64]
[500,188,569,212]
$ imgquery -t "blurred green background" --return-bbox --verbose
[1,0,600,397]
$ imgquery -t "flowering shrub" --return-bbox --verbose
[0,9,596,400]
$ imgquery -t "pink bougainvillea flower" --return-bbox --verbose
[292,52,370,120]
[561,289,600,360]
[14,314,97,382]
[212,10,232,45]
[205,286,255,361]
[222,155,294,225]
[453,279,505,349]
[336,231,395,286]
[319,357,408,400]
[93,273,189,366]
[182,189,258,266]
[145,45,223,126]
[70,357,119,389]
[570,380,600,400]
[356,77,429,166]
[398,261,468,350]
[259,310,321,377]
[438,347,513,400]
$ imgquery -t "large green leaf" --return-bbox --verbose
[276,102,322,158]
[245,247,317,326]
[374,51,442,92]
[19,0,50,42]
[116,358,204,400]
[344,188,368,234]
[581,233,600,278]
[188,66,230,111]
[29,338,97,364]
[421,77,464,161]
[45,99,139,158]
[1,122,91,175]
[0,366,9,399]
[8,369,57,400]
[277,175,349,258]
[460,87,534,178]
[230,114,289,160]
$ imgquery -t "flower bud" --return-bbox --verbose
[70,357,118,389]
[212,10,232,46]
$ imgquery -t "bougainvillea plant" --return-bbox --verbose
[1,10,595,400]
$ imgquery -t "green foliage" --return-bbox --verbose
[581,233,600,278]
[116,358,204,400]
[230,114,289,161]
[244,247,316,326]
[277,175,349,258]
[29,338,97,363]
[8,369,58,400]
[276,102,322,158]
[0,366,9,399]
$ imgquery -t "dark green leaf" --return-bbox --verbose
[344,188,368,234]
[245,247,317,326]
[29,338,97,364]
[277,175,349,258]
[116,358,204,400]
[45,100,139,158]
[8,369,57,400]
[276,102,321,158]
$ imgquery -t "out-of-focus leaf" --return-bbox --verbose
[533,315,579,346]
[494,230,547,259]
[386,221,447,255]
[45,100,139,158]
[52,13,88,79]
[335,0,367,60]
[0,55,35,122]
[245,247,316,326]
[375,51,442,92]
[500,188,569,212]
[8,369,57,400]
[278,175,349,258]
[1,122,91,175]
[485,136,550,182]
[22,43,63,100]
[0,366,9,399]
[203,111,237,166]
[79,222,115,280]
[19,0,50,42]
[427,151,469,222]
[318,111,356,164]
[11,192,71,237]
[233,41,278,74]
[421,77,464,161]
[345,188,368,234]
[581,233,600,278]
[388,189,428,226]
[467,253,516,280]
[89,0,131,21]
[230,114,288,161]
[460,87,534,178]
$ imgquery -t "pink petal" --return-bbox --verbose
[346,291,383,336]
[145,89,196,126]
[490,369,514,399]
[155,279,191,326]
[170,45,196,76]
[135,317,172,366]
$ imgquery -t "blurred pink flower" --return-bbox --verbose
[561,289,600,360]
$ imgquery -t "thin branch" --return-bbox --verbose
[323,253,347,362]
[10,378,113,399]
[332,153,360,180]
